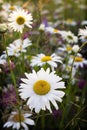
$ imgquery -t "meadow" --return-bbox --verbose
[0,0,87,130]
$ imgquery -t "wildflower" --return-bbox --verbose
[0,23,8,33]
[57,45,72,54]
[63,19,77,26]
[5,38,32,57]
[59,31,78,44]
[8,9,33,33]
[4,111,35,130]
[39,23,45,31]
[0,54,7,65]
[72,45,79,53]
[69,53,87,68]
[19,68,65,113]
[78,27,87,41]
[0,85,17,107]
[30,53,62,69]
[45,26,59,34]
[2,2,20,12]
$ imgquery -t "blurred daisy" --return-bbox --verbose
[63,19,77,26]
[2,3,20,12]
[59,31,78,44]
[69,53,87,68]
[8,9,33,33]
[5,38,32,57]
[81,20,87,26]
[45,26,59,34]
[78,27,87,41]
[19,68,65,113]
[30,53,62,69]
[0,54,7,65]
[4,111,34,130]
[57,45,72,54]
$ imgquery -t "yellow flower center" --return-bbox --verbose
[13,114,24,122]
[9,6,15,10]
[16,16,25,25]
[66,19,73,24]
[75,57,83,62]
[41,56,52,62]
[66,46,72,51]
[33,80,50,95]
[54,29,58,33]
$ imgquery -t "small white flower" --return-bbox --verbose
[72,45,79,53]
[30,53,62,69]
[5,38,32,57]
[4,111,35,130]
[19,68,65,113]
[63,19,77,26]
[39,23,45,31]
[2,2,20,12]
[0,54,7,65]
[8,9,33,33]
[78,27,87,41]
[81,20,87,26]
[59,30,78,44]
[45,26,59,34]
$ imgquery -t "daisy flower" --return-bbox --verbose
[59,30,78,44]
[19,68,65,113]
[4,111,35,130]
[30,53,62,69]
[78,27,87,41]
[45,26,59,34]
[2,2,20,12]
[8,9,33,33]
[5,38,32,57]
[69,53,87,68]
[57,45,73,55]
[63,19,77,26]
[0,54,7,65]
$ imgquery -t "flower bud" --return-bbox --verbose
[0,23,8,33]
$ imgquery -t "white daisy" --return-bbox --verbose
[19,68,65,113]
[59,30,78,44]
[5,38,32,57]
[8,9,33,33]
[0,54,7,65]
[63,19,77,26]
[30,53,62,69]
[78,27,87,41]
[57,45,72,54]
[2,2,20,12]
[69,53,87,68]
[45,26,59,34]
[4,111,35,130]
[72,45,79,53]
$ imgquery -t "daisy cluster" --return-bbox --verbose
[0,0,87,130]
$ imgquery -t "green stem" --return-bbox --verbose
[41,110,45,130]
[2,33,19,100]
[59,42,87,129]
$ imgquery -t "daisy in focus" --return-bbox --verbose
[59,30,78,44]
[4,111,35,130]
[30,53,62,70]
[19,68,65,113]
[8,9,33,33]
[5,38,32,57]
